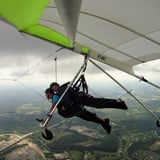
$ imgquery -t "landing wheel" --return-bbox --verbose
[156,118,160,127]
[42,128,53,140]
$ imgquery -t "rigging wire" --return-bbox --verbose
[54,57,58,82]
[16,47,62,81]
[16,81,46,100]
[0,78,46,102]
[0,48,65,114]
[1,47,64,100]
[0,78,16,81]
[134,75,160,90]
[89,58,160,124]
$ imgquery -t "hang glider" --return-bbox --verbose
[0,0,160,82]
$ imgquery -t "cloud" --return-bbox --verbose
[134,59,160,76]
[0,21,159,86]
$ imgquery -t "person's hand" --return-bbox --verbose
[61,106,66,111]
[47,112,52,118]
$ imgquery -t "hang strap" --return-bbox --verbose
[73,74,88,94]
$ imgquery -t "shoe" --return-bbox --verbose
[101,119,112,134]
[120,101,128,110]
[116,99,128,110]
[117,98,123,102]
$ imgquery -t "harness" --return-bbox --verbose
[73,74,88,95]
[58,55,88,103]
[57,76,88,107]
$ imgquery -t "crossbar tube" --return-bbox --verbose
[89,59,160,123]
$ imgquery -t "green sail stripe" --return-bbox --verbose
[24,25,71,48]
[0,0,50,30]
[0,0,71,47]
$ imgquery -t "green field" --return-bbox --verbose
[0,94,160,160]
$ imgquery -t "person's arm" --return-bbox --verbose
[49,102,56,113]
[48,94,59,116]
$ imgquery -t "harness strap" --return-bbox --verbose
[73,55,88,94]
[73,74,88,94]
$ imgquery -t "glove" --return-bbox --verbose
[47,112,52,118]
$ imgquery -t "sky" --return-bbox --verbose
[0,21,159,92]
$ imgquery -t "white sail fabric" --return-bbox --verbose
[0,0,159,76]
[41,0,160,69]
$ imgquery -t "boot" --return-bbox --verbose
[116,98,128,110]
[101,119,112,134]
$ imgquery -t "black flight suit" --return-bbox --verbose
[57,83,127,124]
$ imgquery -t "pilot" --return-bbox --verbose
[45,82,128,134]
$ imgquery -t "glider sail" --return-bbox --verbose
[0,0,71,48]
[0,0,160,77]
[55,0,82,47]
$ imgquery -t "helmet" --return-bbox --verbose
[50,82,59,89]
[45,88,53,94]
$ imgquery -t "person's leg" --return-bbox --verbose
[76,94,128,110]
[76,108,112,134]
[58,103,111,134]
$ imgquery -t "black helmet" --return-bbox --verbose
[50,82,59,89]
[45,88,53,94]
